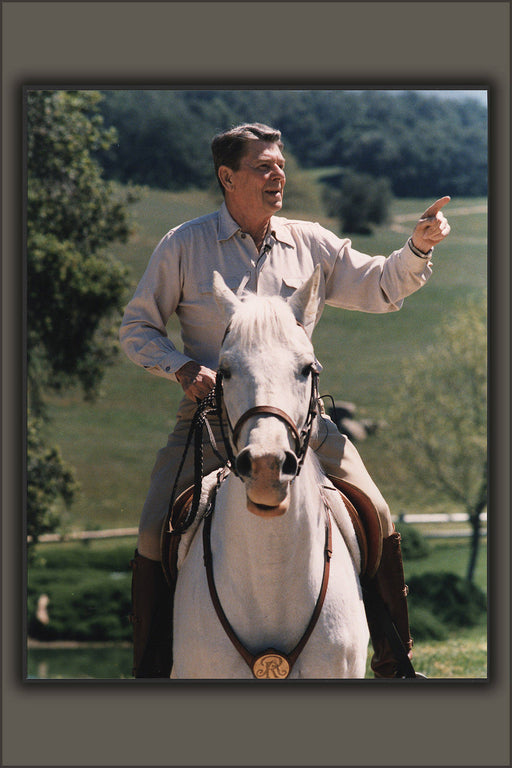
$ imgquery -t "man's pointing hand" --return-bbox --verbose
[411,196,451,254]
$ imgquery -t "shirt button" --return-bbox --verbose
[241,233,246,239]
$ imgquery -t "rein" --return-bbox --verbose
[167,319,319,540]
[202,490,333,680]
[166,361,318,536]
[166,388,224,537]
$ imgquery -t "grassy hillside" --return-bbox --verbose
[44,189,487,532]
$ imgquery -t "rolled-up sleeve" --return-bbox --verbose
[119,232,193,381]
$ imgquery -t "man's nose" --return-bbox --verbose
[272,165,286,181]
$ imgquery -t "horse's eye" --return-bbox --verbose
[219,365,231,380]
[300,364,312,378]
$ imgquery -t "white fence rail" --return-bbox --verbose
[30,512,487,543]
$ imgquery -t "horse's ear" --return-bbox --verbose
[287,264,322,329]
[212,270,242,323]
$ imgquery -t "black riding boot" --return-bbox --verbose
[129,550,173,678]
[363,531,414,678]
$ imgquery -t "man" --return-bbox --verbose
[120,122,450,678]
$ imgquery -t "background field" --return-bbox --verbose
[43,189,487,532]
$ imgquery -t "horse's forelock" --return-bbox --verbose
[227,295,298,350]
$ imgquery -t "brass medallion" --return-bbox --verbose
[252,651,291,679]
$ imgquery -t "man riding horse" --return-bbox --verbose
[120,121,451,678]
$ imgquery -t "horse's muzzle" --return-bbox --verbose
[235,447,298,481]
[235,449,297,516]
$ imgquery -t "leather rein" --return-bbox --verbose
[165,346,319,538]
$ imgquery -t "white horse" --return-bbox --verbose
[171,266,369,679]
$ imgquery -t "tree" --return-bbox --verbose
[26,413,79,561]
[380,295,487,582]
[323,170,393,234]
[26,90,134,545]
[97,89,488,197]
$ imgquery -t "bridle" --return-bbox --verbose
[215,320,320,479]
[215,365,319,479]
[166,320,319,536]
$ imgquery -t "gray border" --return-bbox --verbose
[2,2,510,767]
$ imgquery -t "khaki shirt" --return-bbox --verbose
[119,202,432,381]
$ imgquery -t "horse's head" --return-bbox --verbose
[213,266,321,518]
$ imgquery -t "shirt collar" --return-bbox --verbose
[269,217,295,247]
[217,202,295,248]
[217,202,241,242]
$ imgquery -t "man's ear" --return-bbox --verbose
[217,165,234,193]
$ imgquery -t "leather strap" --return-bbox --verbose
[328,476,383,579]
[203,507,332,678]
[232,405,302,455]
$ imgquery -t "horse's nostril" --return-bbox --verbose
[235,448,252,478]
[282,451,298,478]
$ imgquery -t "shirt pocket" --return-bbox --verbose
[198,273,246,296]
[280,274,309,298]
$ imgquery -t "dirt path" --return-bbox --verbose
[391,202,487,232]
[393,203,487,223]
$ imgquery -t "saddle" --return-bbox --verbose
[162,474,383,590]
[327,475,383,581]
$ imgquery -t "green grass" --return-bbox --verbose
[401,537,487,679]
[42,189,487,532]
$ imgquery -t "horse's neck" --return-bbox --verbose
[213,460,325,576]
[207,459,328,647]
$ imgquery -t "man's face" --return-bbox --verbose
[223,140,286,219]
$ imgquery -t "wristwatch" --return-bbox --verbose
[407,237,433,259]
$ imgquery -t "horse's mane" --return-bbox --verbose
[227,294,301,351]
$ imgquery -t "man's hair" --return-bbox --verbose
[211,123,283,194]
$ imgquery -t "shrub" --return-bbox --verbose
[396,523,431,560]
[409,605,449,642]
[408,571,487,630]
[28,571,132,642]
[322,170,393,234]
[32,542,134,571]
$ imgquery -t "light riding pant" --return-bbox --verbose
[137,398,392,561]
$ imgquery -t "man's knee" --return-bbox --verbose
[137,525,163,562]
[314,415,393,535]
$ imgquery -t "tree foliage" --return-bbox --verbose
[26,413,79,557]
[380,295,487,582]
[27,90,134,407]
[97,89,487,198]
[322,170,393,233]
[26,90,135,545]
